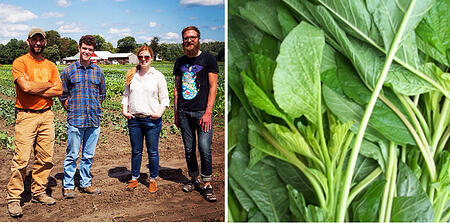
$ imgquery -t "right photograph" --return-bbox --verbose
[227,0,449,222]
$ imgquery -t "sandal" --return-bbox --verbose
[203,184,217,202]
[182,179,199,192]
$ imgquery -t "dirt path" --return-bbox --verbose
[0,119,225,222]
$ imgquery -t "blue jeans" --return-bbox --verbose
[178,110,213,182]
[128,117,162,180]
[63,124,100,189]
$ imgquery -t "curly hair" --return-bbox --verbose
[79,35,96,48]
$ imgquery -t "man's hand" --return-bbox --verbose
[200,112,212,132]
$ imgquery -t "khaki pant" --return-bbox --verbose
[7,110,55,202]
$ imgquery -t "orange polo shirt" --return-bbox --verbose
[12,53,61,110]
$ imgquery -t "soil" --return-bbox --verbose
[0,113,225,222]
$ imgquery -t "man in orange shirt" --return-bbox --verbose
[6,28,62,218]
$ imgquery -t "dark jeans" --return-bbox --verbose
[178,110,213,182]
[128,117,162,179]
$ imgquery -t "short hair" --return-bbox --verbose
[182,26,200,39]
[79,35,96,48]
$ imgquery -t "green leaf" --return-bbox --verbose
[287,185,328,222]
[229,176,255,214]
[322,84,387,142]
[242,72,285,119]
[238,0,284,40]
[273,158,318,205]
[278,2,298,38]
[353,155,379,184]
[264,123,320,165]
[360,140,387,172]
[248,120,290,166]
[229,147,290,221]
[416,0,450,66]
[391,162,434,222]
[367,0,433,51]
[228,67,254,121]
[351,180,386,222]
[273,22,325,122]
[335,55,416,145]
[391,196,434,222]
[248,53,276,94]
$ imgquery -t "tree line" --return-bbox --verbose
[0,30,224,64]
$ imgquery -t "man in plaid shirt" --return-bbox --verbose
[59,35,106,199]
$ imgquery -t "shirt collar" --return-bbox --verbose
[75,61,94,69]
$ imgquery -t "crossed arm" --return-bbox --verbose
[15,74,63,98]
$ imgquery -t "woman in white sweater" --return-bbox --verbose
[121,45,169,193]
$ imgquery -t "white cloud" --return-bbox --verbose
[56,0,72,8]
[57,22,86,33]
[180,0,224,6]
[208,25,224,31]
[162,32,179,40]
[42,12,64,18]
[1,39,9,45]
[138,36,155,42]
[124,9,130,13]
[201,38,215,43]
[189,16,198,20]
[81,0,88,1]
[108,27,131,36]
[0,23,29,38]
[0,3,37,23]
[56,21,64,25]
[148,21,158,28]
[115,0,128,2]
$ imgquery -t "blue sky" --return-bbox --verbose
[0,0,224,46]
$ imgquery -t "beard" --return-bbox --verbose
[183,42,200,57]
[30,44,45,54]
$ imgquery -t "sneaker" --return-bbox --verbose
[182,179,199,192]
[203,184,217,202]
[125,179,138,191]
[7,201,22,218]
[80,186,101,194]
[63,189,75,199]
[32,193,56,205]
[147,179,157,193]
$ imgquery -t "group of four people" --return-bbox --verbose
[6,25,219,218]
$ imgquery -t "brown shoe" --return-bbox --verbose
[7,201,22,218]
[80,186,101,194]
[63,189,75,199]
[32,193,56,205]
[125,179,138,191]
[147,179,157,193]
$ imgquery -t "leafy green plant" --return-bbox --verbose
[228,0,449,222]
[0,130,14,151]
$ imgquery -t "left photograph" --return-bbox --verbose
[0,0,225,221]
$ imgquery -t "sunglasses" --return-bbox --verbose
[183,36,198,41]
[138,55,151,60]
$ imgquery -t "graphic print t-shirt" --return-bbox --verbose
[173,52,219,111]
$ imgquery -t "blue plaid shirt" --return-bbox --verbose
[60,61,106,128]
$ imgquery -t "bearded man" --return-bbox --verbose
[173,26,219,202]
[7,28,62,218]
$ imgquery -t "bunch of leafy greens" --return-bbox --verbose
[228,0,449,222]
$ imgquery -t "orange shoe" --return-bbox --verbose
[147,179,157,193]
[125,179,138,191]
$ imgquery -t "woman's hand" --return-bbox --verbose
[122,111,134,119]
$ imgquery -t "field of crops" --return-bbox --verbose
[0,62,225,149]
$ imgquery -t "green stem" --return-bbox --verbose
[431,98,450,157]
[347,167,382,206]
[442,208,450,222]
[260,127,327,208]
[379,142,397,222]
[335,1,416,220]
[433,190,449,222]
[435,128,450,158]
[315,0,450,99]
[399,94,431,140]
[384,145,397,223]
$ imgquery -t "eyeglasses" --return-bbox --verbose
[183,36,198,41]
[138,55,151,60]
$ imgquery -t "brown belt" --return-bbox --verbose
[134,114,150,118]
[15,107,51,113]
